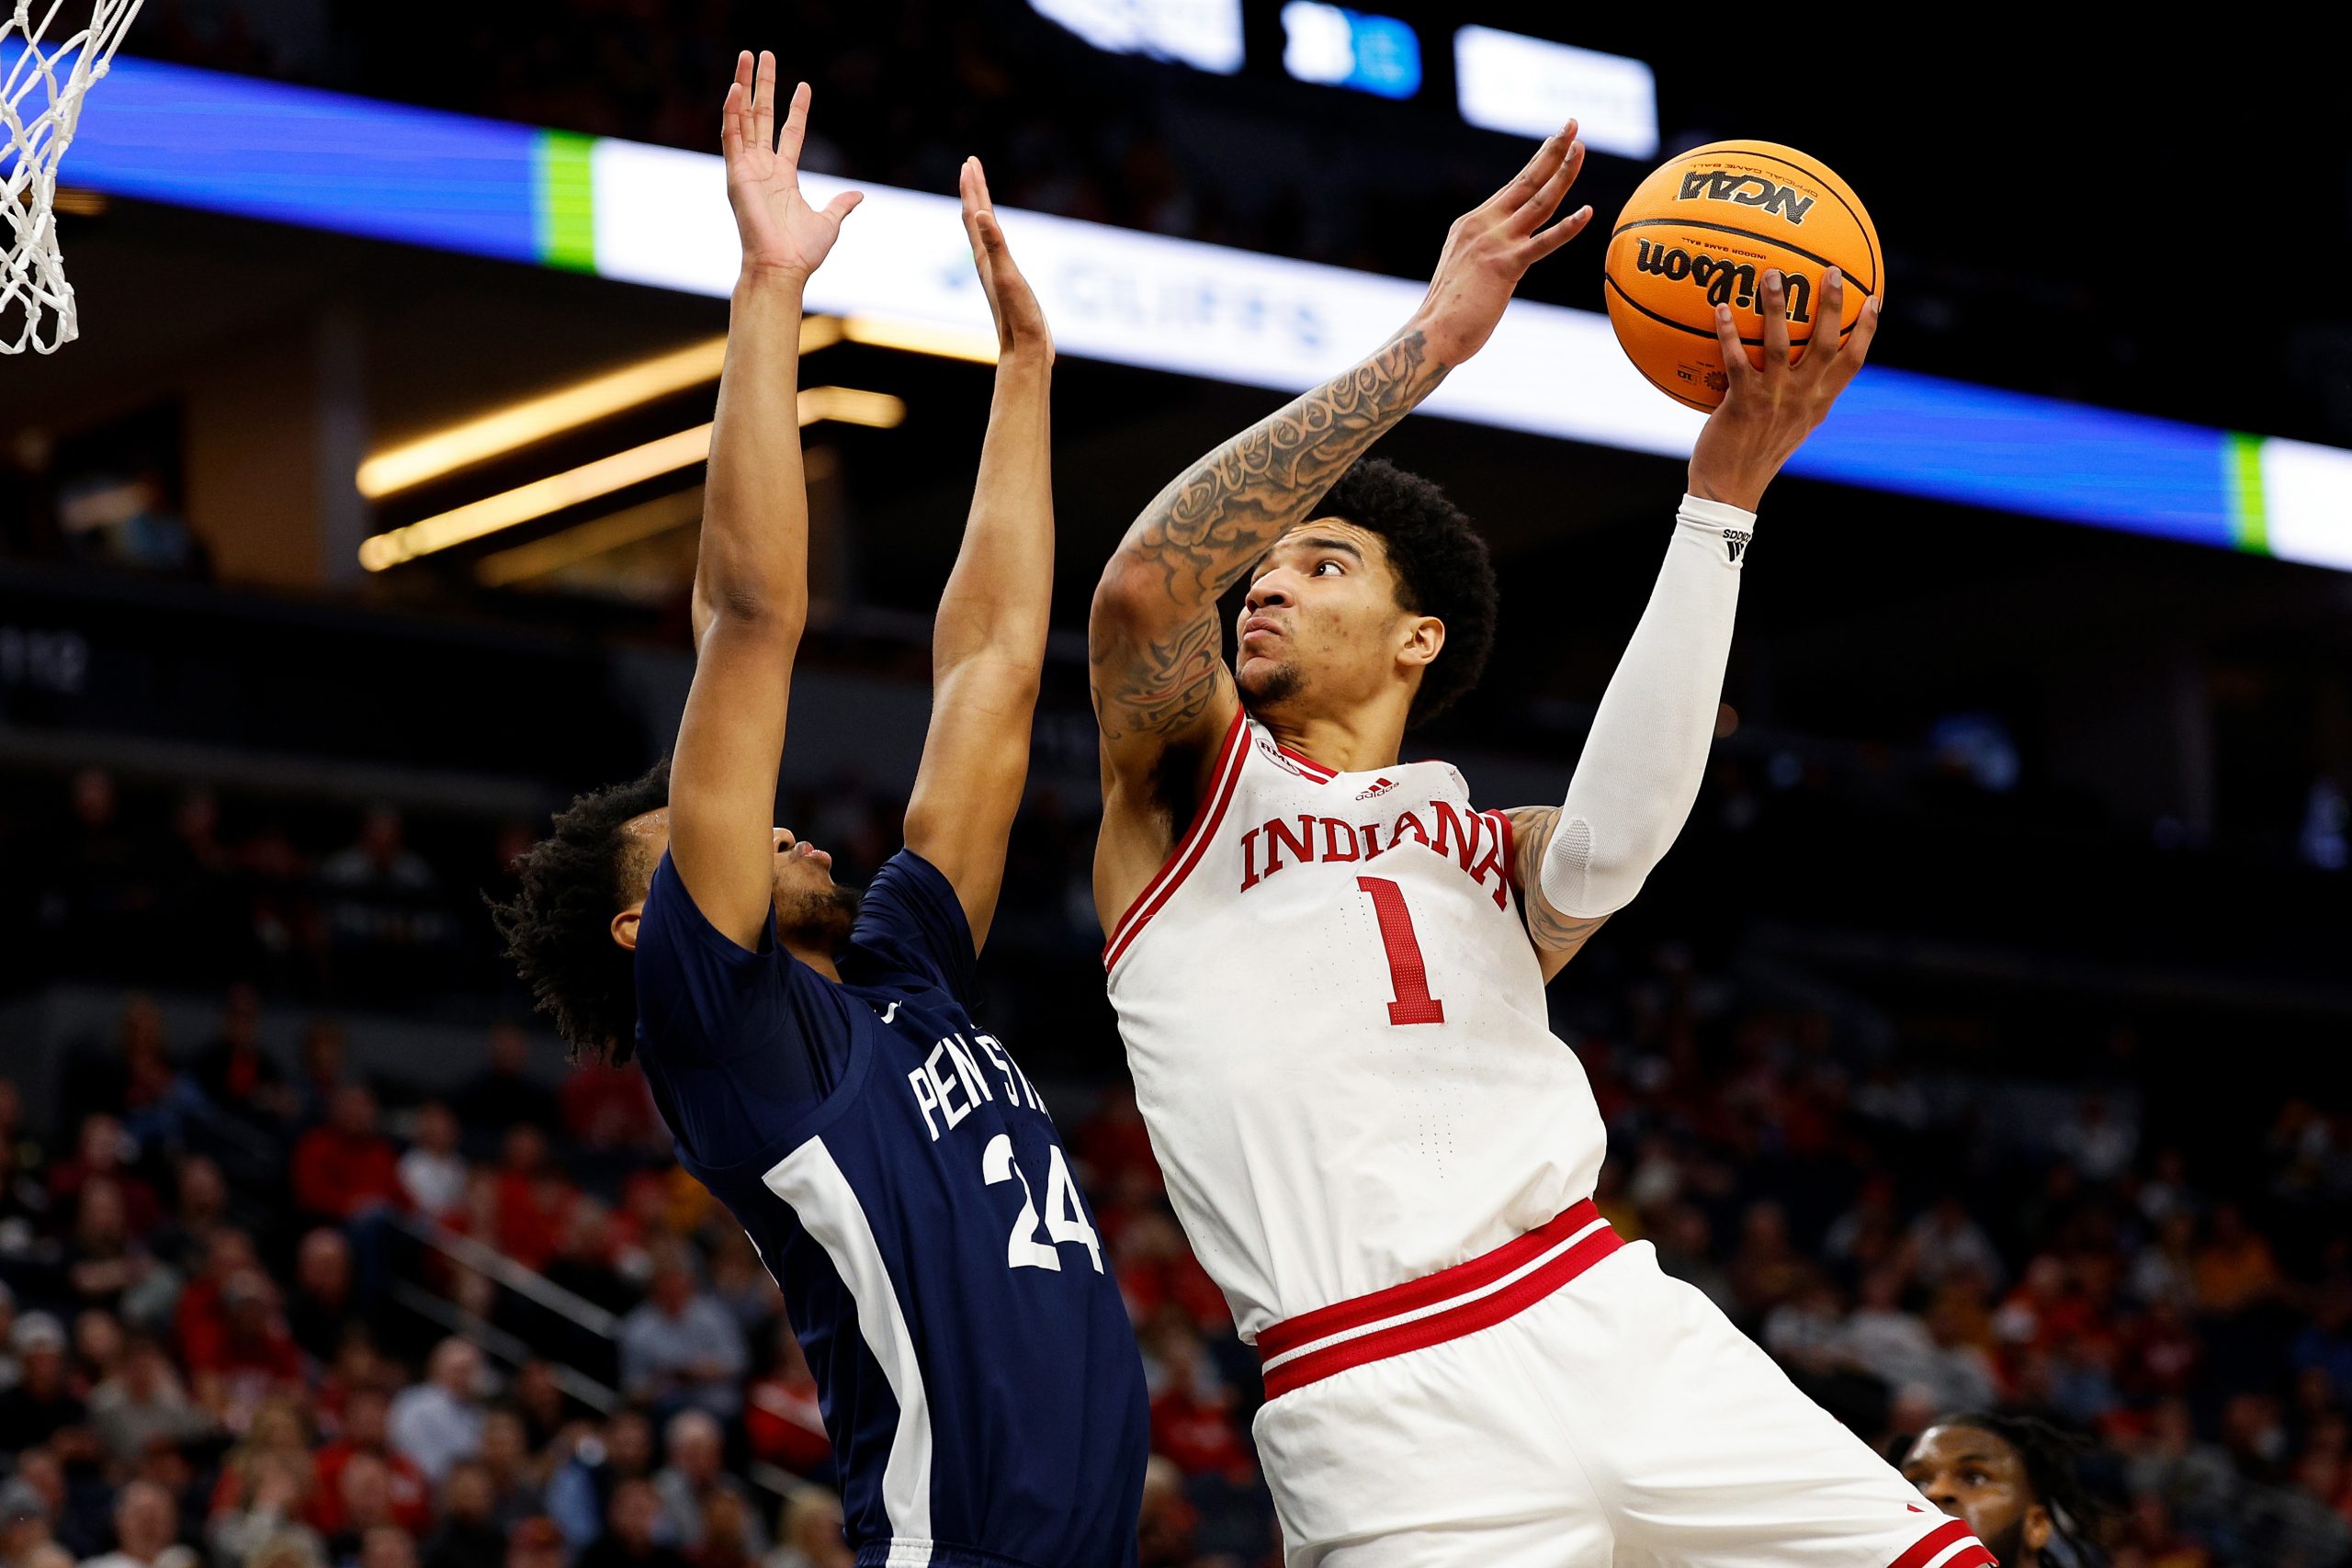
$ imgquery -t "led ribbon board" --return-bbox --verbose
[43,53,2352,572]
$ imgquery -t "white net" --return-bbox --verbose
[3,0,144,354]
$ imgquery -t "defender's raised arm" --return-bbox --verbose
[1088,121,1591,927]
[900,158,1057,948]
[666,56,861,951]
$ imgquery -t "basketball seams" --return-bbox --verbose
[1621,354,1717,412]
[1603,141,1876,408]
[1605,219,1876,299]
[1604,273,1859,351]
[1670,141,1880,290]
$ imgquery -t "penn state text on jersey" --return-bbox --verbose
[635,848,1148,1568]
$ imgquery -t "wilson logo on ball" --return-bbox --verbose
[1632,241,1815,322]
[1676,171,1815,224]
[1605,140,1877,412]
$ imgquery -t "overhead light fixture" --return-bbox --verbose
[475,486,706,587]
[360,423,713,570]
[799,385,907,428]
[356,317,848,499]
[840,315,999,365]
[358,385,906,570]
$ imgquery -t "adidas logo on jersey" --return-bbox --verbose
[1355,776,1397,801]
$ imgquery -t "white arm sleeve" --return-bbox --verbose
[1537,493,1753,919]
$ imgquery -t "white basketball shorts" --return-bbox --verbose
[1250,1202,1995,1568]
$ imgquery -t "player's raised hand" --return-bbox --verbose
[720,51,863,282]
[1688,267,1883,512]
[1409,119,1592,366]
[960,157,1051,365]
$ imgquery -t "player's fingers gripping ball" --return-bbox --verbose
[1604,141,1880,409]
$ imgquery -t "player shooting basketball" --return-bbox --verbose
[493,55,1148,1568]
[1087,123,1980,1567]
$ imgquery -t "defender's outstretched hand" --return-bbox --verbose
[1410,120,1592,367]
[1688,268,1884,512]
[960,157,1051,364]
[721,51,862,280]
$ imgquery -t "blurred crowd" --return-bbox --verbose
[2,930,2349,1566]
[9,766,1064,1020]
[16,767,488,1006]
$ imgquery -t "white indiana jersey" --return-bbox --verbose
[1105,709,1608,1340]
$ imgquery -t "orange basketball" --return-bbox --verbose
[1602,141,1881,411]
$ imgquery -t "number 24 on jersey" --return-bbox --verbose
[983,1134,1102,1274]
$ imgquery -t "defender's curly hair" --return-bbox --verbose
[487,759,671,1064]
[1312,457,1498,728]
[1927,1410,2114,1562]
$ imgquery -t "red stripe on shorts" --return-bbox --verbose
[1888,1518,1983,1568]
[1255,1201,1621,1400]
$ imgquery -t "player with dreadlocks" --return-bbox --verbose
[1902,1411,2109,1566]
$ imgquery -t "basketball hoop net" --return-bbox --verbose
[3,0,144,354]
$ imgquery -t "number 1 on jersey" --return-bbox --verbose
[1356,875,1445,1025]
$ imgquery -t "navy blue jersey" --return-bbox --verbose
[633,848,1148,1568]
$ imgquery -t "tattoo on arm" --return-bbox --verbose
[1091,329,1447,741]
[1506,806,1609,954]
[1094,609,1226,742]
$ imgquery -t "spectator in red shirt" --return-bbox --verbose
[2125,1296,2205,1401]
[606,1174,678,1288]
[47,1116,162,1238]
[315,1388,434,1538]
[1113,1210,1229,1334]
[560,1065,664,1156]
[1076,1086,1162,1197]
[322,1452,408,1566]
[292,1088,403,1223]
[489,1128,576,1274]
[174,1229,259,1377]
[1994,1254,2098,1359]
[744,1327,829,1479]
[1138,1313,1250,1483]
[197,1269,303,1423]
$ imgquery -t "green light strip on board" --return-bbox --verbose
[2224,433,2269,554]
[534,130,597,272]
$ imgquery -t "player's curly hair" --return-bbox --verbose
[1928,1410,2115,1562]
[1313,457,1498,728]
[486,759,671,1065]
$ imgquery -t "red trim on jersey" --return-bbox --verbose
[1272,738,1335,782]
[1255,1201,1620,1400]
[1102,709,1250,973]
[1255,1200,1607,1360]
[1940,1549,1997,1568]
[1887,1518,1984,1568]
